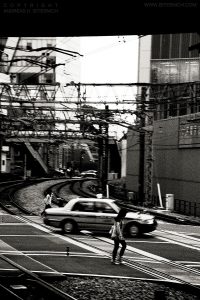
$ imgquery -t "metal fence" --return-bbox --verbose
[108,184,200,217]
[108,184,160,207]
[174,199,199,217]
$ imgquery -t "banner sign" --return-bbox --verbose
[179,118,200,148]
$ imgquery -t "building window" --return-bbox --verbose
[179,101,188,116]
[169,102,177,117]
[44,73,54,84]
[190,33,200,58]
[161,34,170,59]
[181,33,190,58]
[151,59,200,84]
[40,73,54,84]
[171,34,181,58]
[46,56,56,66]
[18,73,39,84]
[151,35,161,59]
[10,74,17,83]
[26,42,32,50]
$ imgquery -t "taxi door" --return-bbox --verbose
[93,202,117,233]
[71,200,98,231]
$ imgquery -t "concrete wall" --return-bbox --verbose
[126,116,200,216]
[153,117,200,204]
[126,129,140,191]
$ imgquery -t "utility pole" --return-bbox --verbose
[23,152,27,180]
[0,115,4,175]
[138,87,147,205]
[97,134,103,193]
[144,114,154,206]
[103,105,109,192]
[0,133,2,175]
[97,105,109,195]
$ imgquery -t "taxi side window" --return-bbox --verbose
[72,201,95,212]
[72,202,84,211]
[95,202,116,213]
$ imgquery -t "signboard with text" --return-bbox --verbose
[179,121,200,148]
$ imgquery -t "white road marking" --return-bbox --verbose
[0,239,63,275]
[127,240,168,243]
[160,230,200,242]
[0,235,50,236]
[0,224,30,226]
[185,265,200,268]
[100,237,170,262]
[155,235,200,251]
[27,222,108,255]
[177,261,200,264]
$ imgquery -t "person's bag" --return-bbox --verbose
[109,225,114,235]
[109,224,117,239]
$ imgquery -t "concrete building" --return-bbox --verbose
[0,37,58,177]
[6,37,56,85]
[126,33,200,216]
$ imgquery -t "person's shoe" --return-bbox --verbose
[111,258,116,264]
[116,256,122,264]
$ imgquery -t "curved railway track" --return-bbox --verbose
[0,178,79,300]
[0,180,38,216]
[2,178,200,298]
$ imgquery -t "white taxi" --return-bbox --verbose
[43,197,157,237]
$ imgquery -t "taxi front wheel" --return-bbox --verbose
[62,220,76,234]
[128,223,140,237]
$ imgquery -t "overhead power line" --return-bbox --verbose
[0,45,83,57]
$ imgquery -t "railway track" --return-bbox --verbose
[0,178,70,215]
[45,178,83,206]
[0,178,79,300]
[64,231,200,297]
[14,178,200,296]
[154,229,200,250]
[0,253,77,300]
[2,178,200,298]
[31,179,200,296]
[0,180,37,215]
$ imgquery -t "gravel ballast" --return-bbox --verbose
[51,276,199,300]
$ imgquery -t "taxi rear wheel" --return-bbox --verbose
[62,220,76,234]
[128,223,140,237]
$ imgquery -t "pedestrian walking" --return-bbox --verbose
[41,192,53,216]
[110,208,127,264]
[44,192,52,209]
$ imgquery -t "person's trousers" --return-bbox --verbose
[112,238,126,260]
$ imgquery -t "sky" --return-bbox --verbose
[56,36,139,139]
[80,35,139,83]
[56,35,139,84]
